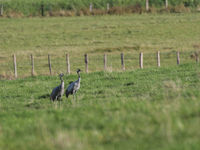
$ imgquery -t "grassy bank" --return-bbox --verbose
[0,63,200,150]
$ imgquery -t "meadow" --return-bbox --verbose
[0,13,200,149]
[0,14,200,78]
[0,64,200,150]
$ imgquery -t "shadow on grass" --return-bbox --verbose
[38,94,50,99]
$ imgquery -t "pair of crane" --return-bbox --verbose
[50,69,81,101]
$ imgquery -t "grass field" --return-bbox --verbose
[0,13,200,149]
[1,0,199,17]
[0,63,200,150]
[0,13,200,78]
[1,14,200,54]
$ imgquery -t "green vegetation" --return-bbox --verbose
[0,14,200,78]
[0,63,200,150]
[0,0,200,16]
[0,12,200,150]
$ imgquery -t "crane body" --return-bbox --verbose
[66,69,81,99]
[50,73,64,101]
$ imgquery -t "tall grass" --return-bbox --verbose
[0,0,200,16]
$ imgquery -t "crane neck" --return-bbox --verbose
[60,77,64,83]
[77,72,81,82]
[60,77,64,89]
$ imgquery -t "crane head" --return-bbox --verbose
[77,69,81,73]
[59,73,64,77]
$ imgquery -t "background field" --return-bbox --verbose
[0,64,200,150]
[0,14,200,78]
[0,0,200,17]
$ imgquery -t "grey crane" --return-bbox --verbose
[65,69,81,99]
[50,73,64,101]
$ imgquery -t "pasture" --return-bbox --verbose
[0,13,200,149]
[0,64,200,150]
[0,14,200,78]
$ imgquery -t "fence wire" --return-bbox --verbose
[0,51,198,79]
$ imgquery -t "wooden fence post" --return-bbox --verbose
[107,3,110,11]
[13,54,17,78]
[48,54,52,75]
[177,51,180,65]
[41,4,44,16]
[104,54,107,71]
[139,52,143,69]
[157,51,160,67]
[85,54,88,73]
[146,0,149,11]
[165,0,168,9]
[49,5,53,16]
[0,4,3,16]
[121,53,125,71]
[90,3,93,12]
[66,54,70,74]
[31,54,34,76]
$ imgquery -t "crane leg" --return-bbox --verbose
[73,94,75,100]
[58,100,62,107]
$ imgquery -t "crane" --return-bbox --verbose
[65,69,81,99]
[50,73,64,101]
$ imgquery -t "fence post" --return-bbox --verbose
[139,52,143,69]
[66,54,70,74]
[177,51,180,65]
[146,0,149,11]
[165,0,168,9]
[49,5,53,16]
[107,3,110,11]
[31,54,34,76]
[85,54,88,73]
[13,54,17,78]
[0,4,3,16]
[41,4,44,16]
[48,54,52,75]
[104,54,107,71]
[90,3,93,12]
[195,52,199,63]
[157,51,160,67]
[121,53,125,71]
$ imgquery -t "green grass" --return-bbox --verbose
[1,0,199,16]
[1,14,200,54]
[0,63,200,150]
[0,14,200,78]
[0,13,200,150]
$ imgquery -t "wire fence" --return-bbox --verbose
[0,50,199,79]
